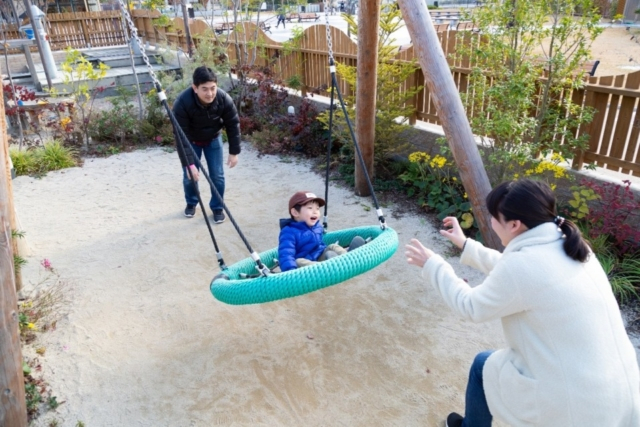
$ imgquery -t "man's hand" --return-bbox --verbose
[186,165,199,181]
[227,154,238,168]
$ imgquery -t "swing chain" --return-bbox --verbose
[116,0,162,91]
[322,0,334,64]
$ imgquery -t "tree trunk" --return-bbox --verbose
[397,0,502,250]
[354,0,380,196]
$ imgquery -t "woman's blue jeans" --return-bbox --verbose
[462,351,494,427]
[182,136,225,211]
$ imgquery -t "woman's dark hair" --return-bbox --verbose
[192,66,218,87]
[486,179,590,262]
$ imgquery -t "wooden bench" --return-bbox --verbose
[433,22,450,32]
[456,21,477,31]
[430,10,461,19]
[213,20,271,34]
[213,22,235,35]
[258,21,271,33]
[286,12,320,22]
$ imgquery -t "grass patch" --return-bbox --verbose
[10,141,77,177]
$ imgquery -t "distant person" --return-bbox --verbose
[172,66,241,223]
[405,179,640,427]
[278,191,365,271]
[276,10,286,28]
[339,1,345,12]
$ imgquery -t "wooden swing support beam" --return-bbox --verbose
[396,0,502,250]
[354,0,381,197]
[0,102,28,424]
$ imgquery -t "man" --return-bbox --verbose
[172,66,241,223]
[276,9,286,28]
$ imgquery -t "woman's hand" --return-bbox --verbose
[405,239,435,268]
[440,216,467,249]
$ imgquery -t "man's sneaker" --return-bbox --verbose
[213,209,226,224]
[446,412,464,427]
[184,204,196,218]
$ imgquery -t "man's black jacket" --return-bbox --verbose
[172,86,241,167]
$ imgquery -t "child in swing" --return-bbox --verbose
[278,191,365,272]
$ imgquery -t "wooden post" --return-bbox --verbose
[354,0,381,197]
[180,0,193,57]
[80,13,92,47]
[0,81,28,427]
[397,0,502,249]
[2,114,22,293]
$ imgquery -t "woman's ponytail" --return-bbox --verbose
[556,216,591,262]
[488,180,592,263]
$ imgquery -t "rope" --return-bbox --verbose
[322,0,387,230]
[115,0,270,276]
[322,80,336,231]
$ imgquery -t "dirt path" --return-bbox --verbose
[14,146,512,427]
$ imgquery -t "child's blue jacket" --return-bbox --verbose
[278,218,326,271]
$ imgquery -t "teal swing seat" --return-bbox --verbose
[210,225,398,305]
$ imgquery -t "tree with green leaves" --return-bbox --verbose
[456,0,602,184]
[318,6,422,171]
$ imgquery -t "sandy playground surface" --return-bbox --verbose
[14,145,516,427]
[10,22,640,427]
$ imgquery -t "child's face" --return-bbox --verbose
[291,201,321,227]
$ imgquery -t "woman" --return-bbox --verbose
[405,179,640,427]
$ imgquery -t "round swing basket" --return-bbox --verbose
[210,225,398,305]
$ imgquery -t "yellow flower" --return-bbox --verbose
[452,177,457,181]
[408,152,430,163]
[463,192,468,199]
[27,323,36,330]
[61,116,72,128]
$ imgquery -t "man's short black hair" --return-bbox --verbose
[192,66,218,87]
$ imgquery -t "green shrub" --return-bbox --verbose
[10,148,37,176]
[40,141,77,172]
[10,141,76,177]
[89,87,139,145]
[597,251,640,304]
[399,151,474,228]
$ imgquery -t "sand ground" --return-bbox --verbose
[9,18,640,427]
[15,146,510,427]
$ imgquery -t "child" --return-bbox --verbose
[278,191,365,272]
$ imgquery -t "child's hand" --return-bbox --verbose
[405,239,435,268]
[440,216,467,249]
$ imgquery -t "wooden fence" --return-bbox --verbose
[2,10,638,176]
[148,21,638,176]
[47,10,127,50]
